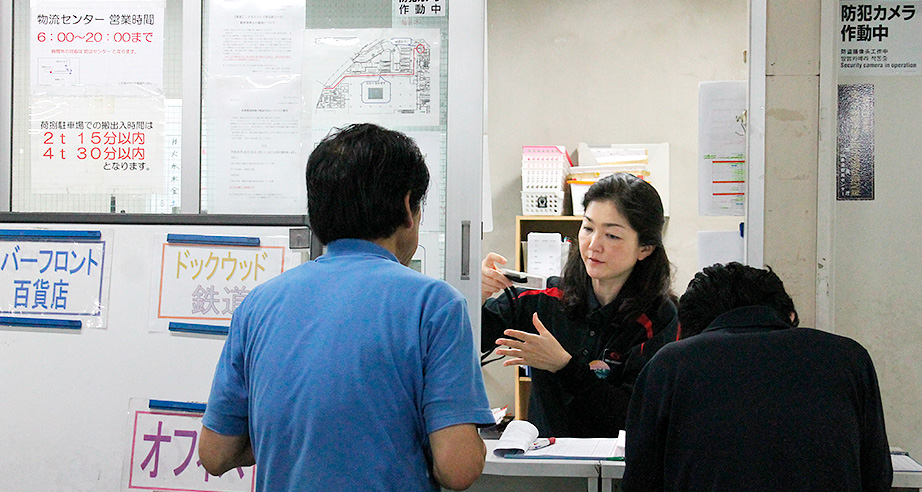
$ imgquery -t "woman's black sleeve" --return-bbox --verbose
[481,288,522,354]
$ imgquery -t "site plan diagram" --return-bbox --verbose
[305,29,441,128]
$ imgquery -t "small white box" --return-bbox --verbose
[568,180,593,215]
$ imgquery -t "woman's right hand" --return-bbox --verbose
[481,252,514,304]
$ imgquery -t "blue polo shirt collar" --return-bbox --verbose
[321,238,399,263]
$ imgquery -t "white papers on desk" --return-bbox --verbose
[527,233,563,278]
[519,437,624,460]
[893,453,922,472]
[494,420,625,460]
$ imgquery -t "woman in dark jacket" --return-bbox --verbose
[482,173,677,437]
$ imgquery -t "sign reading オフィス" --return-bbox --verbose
[122,400,255,492]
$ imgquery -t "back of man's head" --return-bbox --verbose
[305,123,429,245]
[678,262,799,339]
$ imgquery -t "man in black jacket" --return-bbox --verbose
[622,262,892,492]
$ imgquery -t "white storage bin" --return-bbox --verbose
[521,145,572,170]
[522,168,568,191]
[521,190,565,215]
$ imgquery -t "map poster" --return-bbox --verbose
[304,29,441,129]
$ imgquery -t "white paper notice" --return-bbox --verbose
[406,132,443,233]
[527,232,562,278]
[206,0,304,77]
[31,0,165,95]
[697,230,744,271]
[698,81,746,216]
[30,96,164,194]
[305,28,441,129]
[208,77,305,214]
[838,1,922,75]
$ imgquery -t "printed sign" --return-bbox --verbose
[0,235,109,327]
[123,402,255,492]
[837,84,875,200]
[153,240,287,329]
[394,0,446,17]
[30,0,166,92]
[30,96,164,194]
[838,1,921,75]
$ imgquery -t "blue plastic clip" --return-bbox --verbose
[168,322,229,336]
[0,316,81,330]
[0,230,101,242]
[166,234,260,247]
[148,399,207,414]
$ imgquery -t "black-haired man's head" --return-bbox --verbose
[678,262,799,339]
[306,123,429,246]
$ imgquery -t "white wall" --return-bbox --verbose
[481,0,749,411]
[0,224,297,490]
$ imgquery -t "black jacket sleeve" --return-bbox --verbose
[858,348,892,492]
[481,287,524,354]
[621,352,671,492]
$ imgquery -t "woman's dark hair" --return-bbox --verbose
[305,123,429,245]
[678,262,799,339]
[559,173,672,320]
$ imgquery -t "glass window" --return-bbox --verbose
[11,0,184,213]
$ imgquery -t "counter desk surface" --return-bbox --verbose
[480,440,922,492]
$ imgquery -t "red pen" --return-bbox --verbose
[529,437,556,450]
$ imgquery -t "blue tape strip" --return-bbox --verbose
[149,399,207,414]
[0,230,101,242]
[166,234,260,247]
[0,316,81,329]
[168,322,229,336]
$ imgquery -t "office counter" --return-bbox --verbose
[464,440,601,492]
[598,460,921,491]
[468,440,921,492]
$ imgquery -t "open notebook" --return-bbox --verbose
[493,420,625,460]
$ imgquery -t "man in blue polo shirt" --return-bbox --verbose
[198,123,495,491]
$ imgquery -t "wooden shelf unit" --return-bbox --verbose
[512,215,583,420]
[513,215,583,271]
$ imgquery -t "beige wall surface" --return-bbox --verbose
[482,0,748,410]
[763,0,820,328]
[766,0,922,459]
[828,76,922,459]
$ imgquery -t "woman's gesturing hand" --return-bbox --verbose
[495,313,572,373]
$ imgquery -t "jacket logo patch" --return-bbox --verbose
[589,360,610,379]
[603,351,623,365]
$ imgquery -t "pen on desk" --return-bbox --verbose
[530,437,556,450]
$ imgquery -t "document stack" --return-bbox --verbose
[568,143,651,215]
[520,145,572,215]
